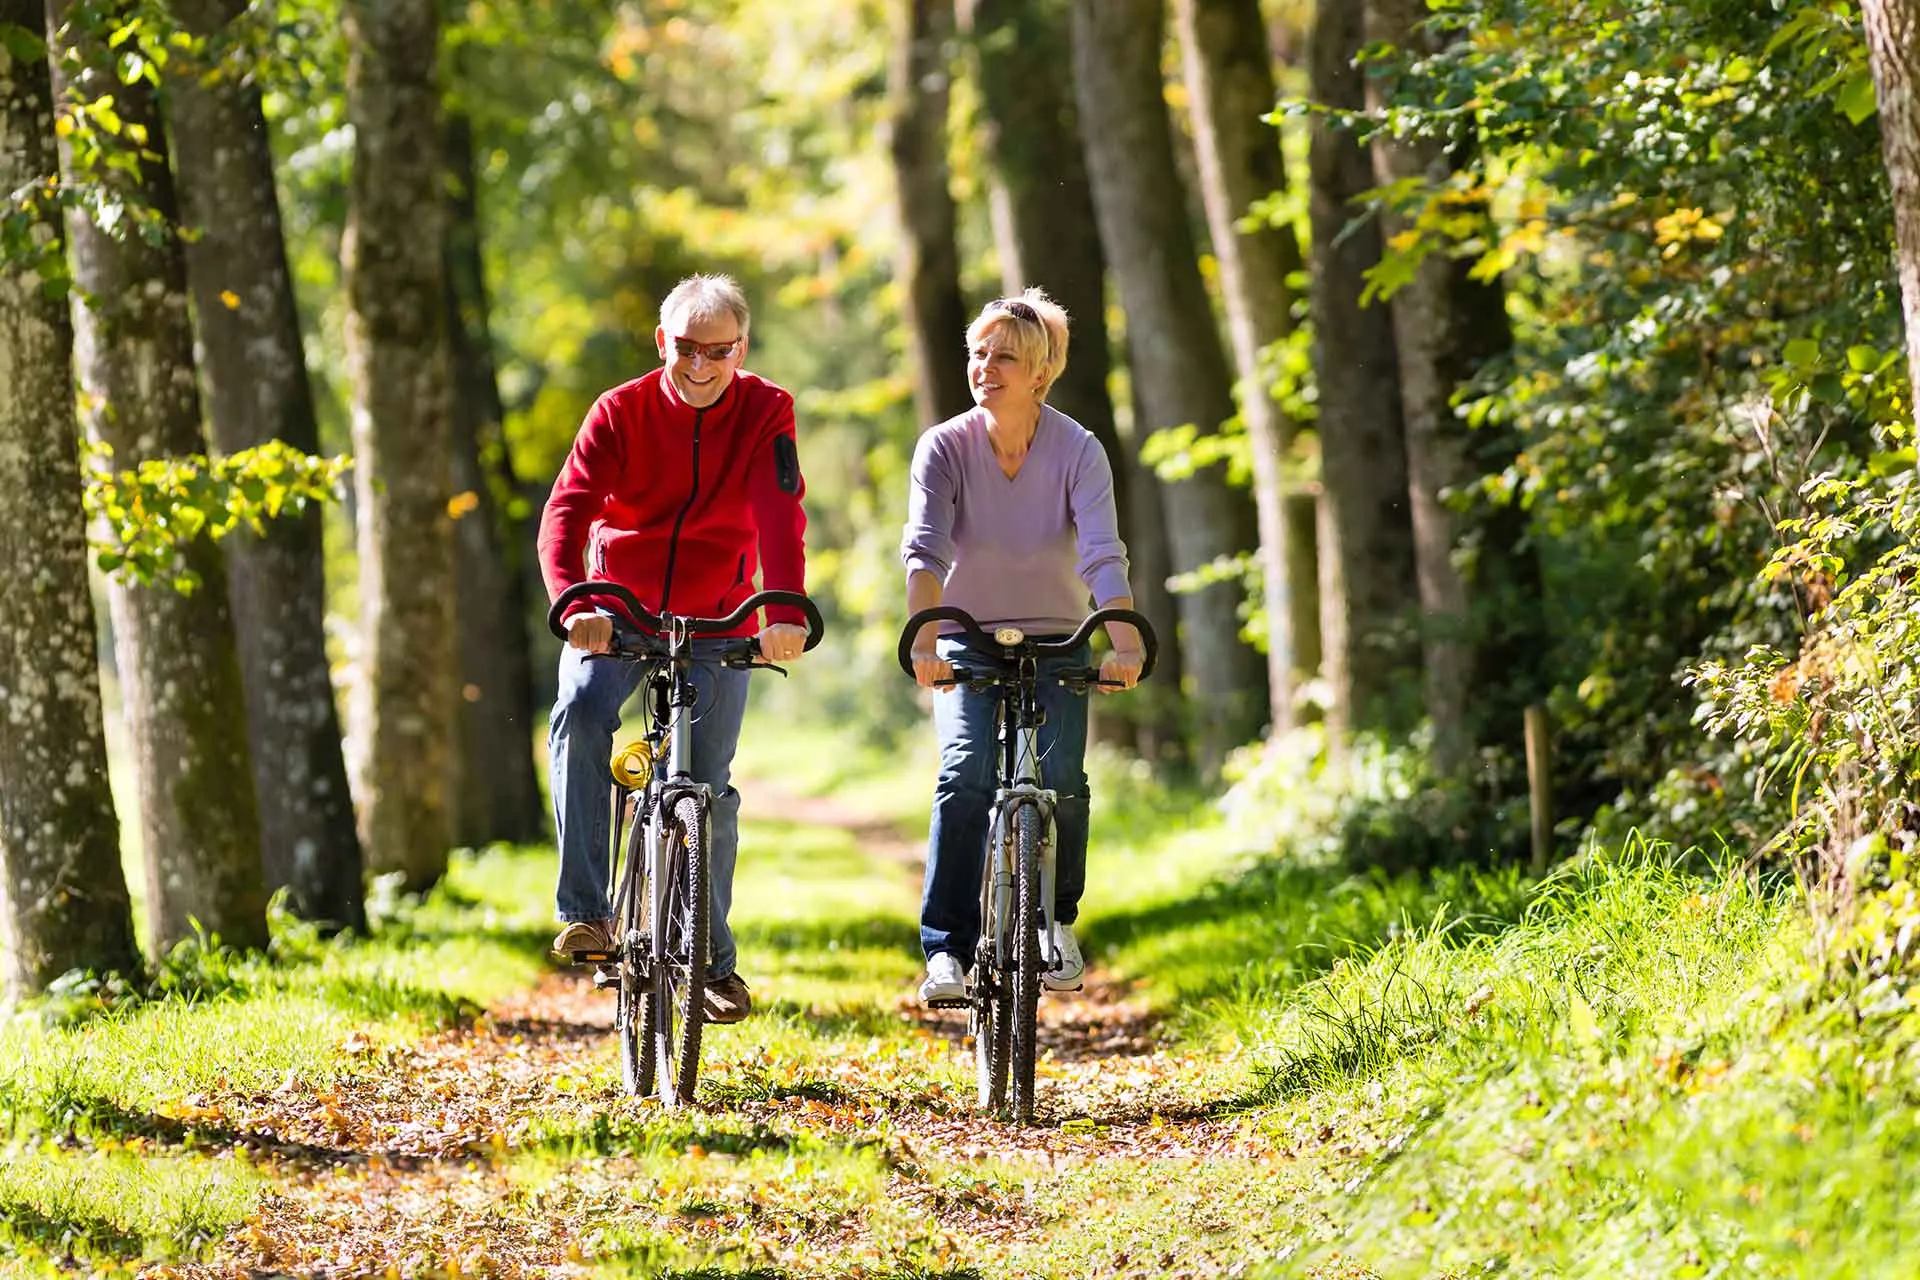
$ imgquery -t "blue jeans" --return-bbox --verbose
[550,639,749,979]
[921,636,1091,964]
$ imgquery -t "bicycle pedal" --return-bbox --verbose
[925,996,969,1010]
[591,965,621,990]
[569,949,616,965]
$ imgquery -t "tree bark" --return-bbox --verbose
[889,0,974,426]
[1865,0,1920,452]
[445,104,544,848]
[1367,0,1523,778]
[1307,0,1418,741]
[961,0,1188,761]
[1174,0,1311,734]
[165,0,366,932]
[0,3,141,994]
[47,0,268,955]
[1072,0,1268,775]
[343,0,456,891]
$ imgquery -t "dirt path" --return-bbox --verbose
[144,790,1283,1279]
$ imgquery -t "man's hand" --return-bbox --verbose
[567,613,613,654]
[1098,648,1143,693]
[757,622,808,663]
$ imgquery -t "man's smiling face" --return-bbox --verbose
[656,309,746,409]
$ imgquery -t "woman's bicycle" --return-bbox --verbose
[895,605,1157,1124]
[548,580,824,1108]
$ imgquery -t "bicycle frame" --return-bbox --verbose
[981,654,1059,984]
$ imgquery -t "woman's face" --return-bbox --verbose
[967,328,1041,412]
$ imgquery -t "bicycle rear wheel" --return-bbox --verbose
[615,795,654,1098]
[651,793,710,1107]
[1009,802,1044,1125]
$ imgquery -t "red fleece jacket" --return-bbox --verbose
[538,369,808,635]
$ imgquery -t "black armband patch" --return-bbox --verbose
[773,435,801,494]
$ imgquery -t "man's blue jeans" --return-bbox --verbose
[550,639,749,979]
[921,636,1091,964]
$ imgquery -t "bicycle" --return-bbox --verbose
[895,605,1157,1124]
[548,580,825,1108]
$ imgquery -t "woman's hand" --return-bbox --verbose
[1098,647,1143,693]
[911,628,953,690]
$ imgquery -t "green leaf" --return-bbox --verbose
[0,21,48,63]
[1839,71,1878,125]
[1847,344,1885,373]
[1869,449,1917,478]
[1783,337,1820,368]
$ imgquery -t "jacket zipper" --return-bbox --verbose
[658,405,705,611]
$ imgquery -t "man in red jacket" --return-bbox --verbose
[538,274,809,1024]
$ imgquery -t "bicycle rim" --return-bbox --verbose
[1010,802,1043,1125]
[653,793,710,1107]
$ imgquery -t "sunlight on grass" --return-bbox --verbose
[0,1141,263,1271]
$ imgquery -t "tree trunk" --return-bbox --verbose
[1865,0,1920,449]
[0,5,141,994]
[1072,0,1268,775]
[889,0,973,426]
[343,0,456,891]
[1174,0,1310,735]
[48,0,268,956]
[1367,0,1523,779]
[445,104,544,848]
[962,0,1189,760]
[165,0,366,933]
[1307,0,1418,741]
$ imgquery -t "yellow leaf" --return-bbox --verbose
[219,290,241,310]
[447,490,481,518]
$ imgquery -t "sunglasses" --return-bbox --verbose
[669,335,743,361]
[993,298,1040,324]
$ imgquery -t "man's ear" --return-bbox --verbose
[654,325,668,360]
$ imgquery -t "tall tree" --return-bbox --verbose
[1307,0,1418,741]
[1865,0,1920,436]
[889,0,973,426]
[961,0,1186,761]
[1367,0,1531,777]
[1174,0,1314,734]
[344,0,456,890]
[0,3,140,995]
[1072,0,1269,773]
[47,0,268,955]
[165,0,366,932]
[445,100,544,847]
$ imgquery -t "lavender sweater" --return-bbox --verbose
[901,405,1131,634]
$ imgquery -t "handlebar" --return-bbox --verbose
[894,604,1158,683]
[547,581,826,656]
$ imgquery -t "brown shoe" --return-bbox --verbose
[553,919,614,958]
[704,972,751,1023]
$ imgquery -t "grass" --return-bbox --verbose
[11,705,1916,1276]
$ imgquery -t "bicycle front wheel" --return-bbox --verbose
[615,793,653,1098]
[1009,801,1044,1125]
[651,793,710,1108]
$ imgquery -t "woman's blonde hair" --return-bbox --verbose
[965,287,1070,400]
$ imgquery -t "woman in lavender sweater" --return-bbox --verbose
[900,288,1148,1006]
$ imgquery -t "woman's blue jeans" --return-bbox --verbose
[549,639,749,979]
[921,636,1090,964]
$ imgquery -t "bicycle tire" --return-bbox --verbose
[653,793,710,1107]
[617,798,654,1097]
[1010,801,1044,1124]
[972,932,1010,1114]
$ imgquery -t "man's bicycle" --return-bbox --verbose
[548,580,824,1108]
[896,605,1157,1124]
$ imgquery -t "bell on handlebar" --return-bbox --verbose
[993,626,1025,646]
[611,740,656,790]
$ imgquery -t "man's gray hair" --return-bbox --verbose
[660,273,751,338]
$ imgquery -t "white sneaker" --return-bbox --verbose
[1041,922,1084,991]
[920,952,966,1004]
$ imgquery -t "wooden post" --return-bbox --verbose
[1524,703,1552,874]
